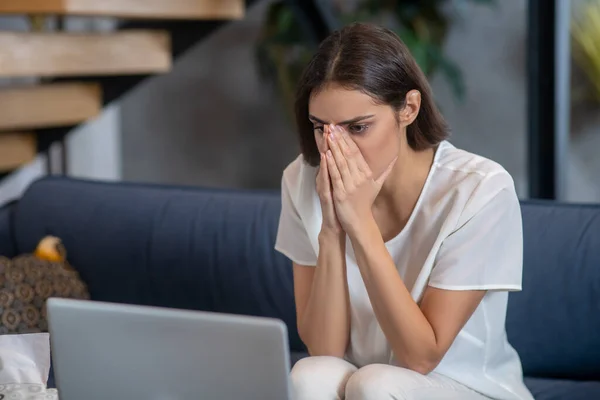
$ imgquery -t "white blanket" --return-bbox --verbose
[0,383,58,399]
[0,334,56,399]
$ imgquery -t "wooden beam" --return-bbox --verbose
[0,133,37,172]
[0,31,171,78]
[0,0,243,20]
[0,83,101,131]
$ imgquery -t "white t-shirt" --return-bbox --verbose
[275,141,534,400]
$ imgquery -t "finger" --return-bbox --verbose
[326,149,345,194]
[338,127,370,174]
[322,124,331,153]
[318,125,332,183]
[374,156,398,187]
[335,126,360,176]
[319,153,331,193]
[327,126,352,185]
[318,126,331,184]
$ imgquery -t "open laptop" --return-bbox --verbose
[47,298,292,400]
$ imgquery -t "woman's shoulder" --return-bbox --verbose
[435,141,513,183]
[432,142,518,214]
[281,154,318,202]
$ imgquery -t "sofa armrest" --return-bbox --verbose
[0,201,16,257]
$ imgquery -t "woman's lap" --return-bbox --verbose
[291,356,489,400]
[291,356,357,399]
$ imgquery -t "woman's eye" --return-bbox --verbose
[348,124,368,134]
[313,126,324,134]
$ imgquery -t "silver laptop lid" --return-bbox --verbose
[47,298,291,400]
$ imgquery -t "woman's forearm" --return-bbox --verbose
[298,230,351,357]
[348,217,439,374]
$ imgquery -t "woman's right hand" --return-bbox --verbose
[316,125,343,236]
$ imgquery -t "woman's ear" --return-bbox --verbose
[399,90,421,127]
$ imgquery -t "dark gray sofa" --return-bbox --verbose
[0,177,598,399]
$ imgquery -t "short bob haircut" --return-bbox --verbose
[295,22,450,167]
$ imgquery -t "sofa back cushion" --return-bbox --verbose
[13,178,303,351]
[507,201,600,380]
[14,178,600,377]
[0,201,16,258]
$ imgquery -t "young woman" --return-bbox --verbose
[275,22,533,400]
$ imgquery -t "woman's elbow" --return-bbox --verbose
[402,351,443,375]
[407,361,438,375]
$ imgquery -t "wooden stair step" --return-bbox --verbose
[0,31,171,78]
[0,133,36,172]
[0,83,101,131]
[0,0,243,20]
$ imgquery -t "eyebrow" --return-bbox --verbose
[308,114,375,125]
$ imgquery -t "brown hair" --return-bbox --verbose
[295,22,449,166]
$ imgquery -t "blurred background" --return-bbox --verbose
[0,0,598,205]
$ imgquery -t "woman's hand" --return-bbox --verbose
[325,125,397,235]
[316,125,343,236]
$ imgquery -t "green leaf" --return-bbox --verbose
[393,26,432,73]
[276,7,294,33]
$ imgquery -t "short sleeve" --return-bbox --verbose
[274,174,318,266]
[429,172,523,291]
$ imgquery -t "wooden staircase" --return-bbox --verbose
[0,0,244,174]
[0,31,171,77]
[0,0,244,20]
[0,83,101,130]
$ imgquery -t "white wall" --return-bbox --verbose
[0,157,47,206]
[66,104,122,181]
[120,0,296,189]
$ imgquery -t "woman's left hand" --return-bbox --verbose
[325,124,397,235]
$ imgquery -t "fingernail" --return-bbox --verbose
[329,130,336,140]
[326,150,332,158]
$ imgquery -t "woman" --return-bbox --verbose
[274,23,533,400]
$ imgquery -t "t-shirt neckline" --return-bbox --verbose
[383,141,446,247]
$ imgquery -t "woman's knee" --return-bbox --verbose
[346,365,485,400]
[345,364,421,400]
[291,356,357,400]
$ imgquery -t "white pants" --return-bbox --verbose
[291,356,491,400]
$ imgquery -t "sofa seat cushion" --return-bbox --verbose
[524,377,600,400]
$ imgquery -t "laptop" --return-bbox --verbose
[47,298,292,400]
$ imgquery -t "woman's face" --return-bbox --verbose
[308,83,405,178]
